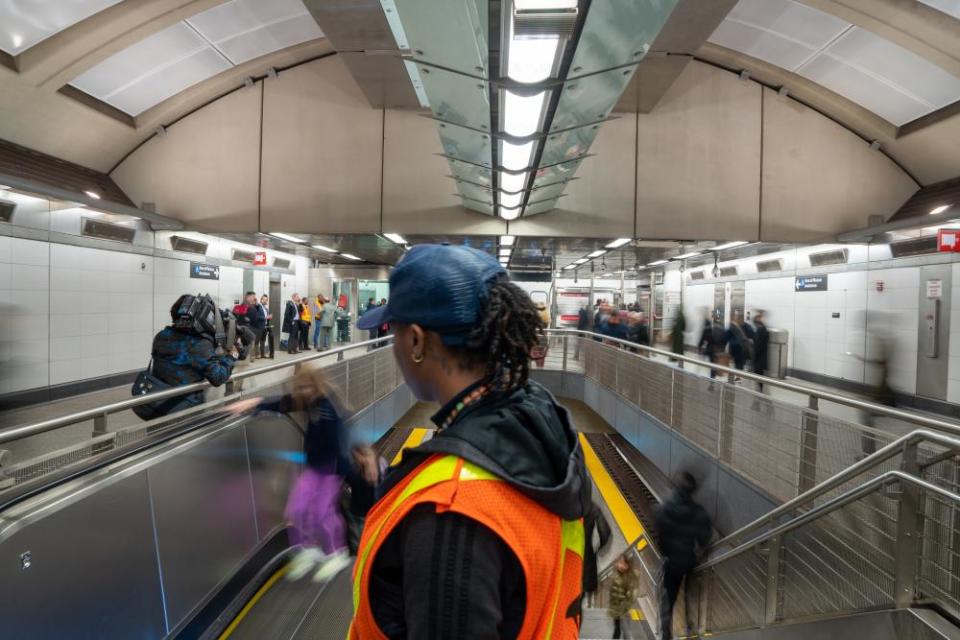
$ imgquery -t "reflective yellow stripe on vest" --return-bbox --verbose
[353,456,491,611]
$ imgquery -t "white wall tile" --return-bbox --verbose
[10,238,49,266]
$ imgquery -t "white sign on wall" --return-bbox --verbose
[927,279,943,299]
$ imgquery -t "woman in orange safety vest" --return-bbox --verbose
[352,244,593,639]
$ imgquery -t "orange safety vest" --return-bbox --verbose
[350,454,585,639]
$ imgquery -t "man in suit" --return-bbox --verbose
[283,293,301,354]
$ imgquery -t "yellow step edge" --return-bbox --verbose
[578,433,645,546]
[391,427,430,466]
[217,563,290,640]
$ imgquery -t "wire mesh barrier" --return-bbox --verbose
[548,330,960,636]
[0,343,401,492]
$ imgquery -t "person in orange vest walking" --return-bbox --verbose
[352,244,593,639]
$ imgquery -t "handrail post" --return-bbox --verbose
[92,412,108,437]
[562,335,568,372]
[764,536,783,625]
[894,442,923,608]
[798,396,819,495]
[719,384,734,463]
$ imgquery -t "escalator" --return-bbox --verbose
[0,392,433,640]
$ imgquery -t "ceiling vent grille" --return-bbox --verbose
[232,249,256,263]
[81,217,135,244]
[272,257,291,269]
[689,271,705,280]
[720,266,739,277]
[809,249,848,267]
[756,259,783,273]
[0,199,14,223]
[890,236,937,258]
[513,7,578,38]
[170,235,208,255]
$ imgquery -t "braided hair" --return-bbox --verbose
[454,274,544,391]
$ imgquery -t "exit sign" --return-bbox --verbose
[938,229,960,252]
[254,251,267,265]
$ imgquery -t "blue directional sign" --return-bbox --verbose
[190,262,220,280]
[795,275,827,292]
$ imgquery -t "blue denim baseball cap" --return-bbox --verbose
[357,244,506,345]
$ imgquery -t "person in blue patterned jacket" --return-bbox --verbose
[150,294,238,415]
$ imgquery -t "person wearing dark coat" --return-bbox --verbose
[583,503,612,596]
[150,324,236,415]
[655,471,712,640]
[283,293,301,354]
[577,306,589,331]
[752,311,770,389]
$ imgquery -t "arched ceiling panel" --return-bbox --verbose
[708,0,960,126]
[918,1,960,20]
[0,0,124,55]
[67,0,322,116]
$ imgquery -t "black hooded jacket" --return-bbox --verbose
[368,380,592,639]
[654,488,712,569]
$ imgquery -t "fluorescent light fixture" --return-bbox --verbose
[574,258,589,264]
[500,171,528,193]
[648,259,668,266]
[500,192,523,209]
[500,235,516,246]
[340,253,362,261]
[515,0,577,8]
[503,90,548,137]
[601,273,614,278]
[931,205,951,215]
[587,250,606,258]
[84,190,101,200]
[499,257,510,264]
[500,207,521,221]
[605,238,631,249]
[312,244,338,253]
[270,232,308,244]
[383,233,407,245]
[563,263,578,270]
[712,241,749,251]
[674,251,701,260]
[499,247,512,256]
[11,34,22,49]
[508,36,560,84]
[500,140,534,171]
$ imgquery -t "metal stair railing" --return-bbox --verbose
[0,336,399,489]
[592,430,960,638]
[542,329,960,508]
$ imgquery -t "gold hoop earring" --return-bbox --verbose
[412,353,424,364]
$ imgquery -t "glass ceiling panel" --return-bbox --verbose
[539,123,600,167]
[389,0,488,76]
[463,200,495,216]
[524,198,560,215]
[68,0,324,116]
[0,0,124,55]
[455,180,495,205]
[418,64,492,131]
[448,160,493,188]
[529,181,569,201]
[533,159,582,189]
[550,66,636,132]
[437,122,492,167]
[567,0,679,78]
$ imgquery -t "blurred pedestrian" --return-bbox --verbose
[242,291,266,361]
[725,311,752,374]
[608,555,638,639]
[655,471,712,640]
[752,310,769,388]
[670,306,686,365]
[312,295,326,350]
[227,367,376,582]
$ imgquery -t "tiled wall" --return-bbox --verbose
[0,234,309,396]
[685,264,923,394]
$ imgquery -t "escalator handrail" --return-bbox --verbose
[0,335,394,445]
[0,409,304,517]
